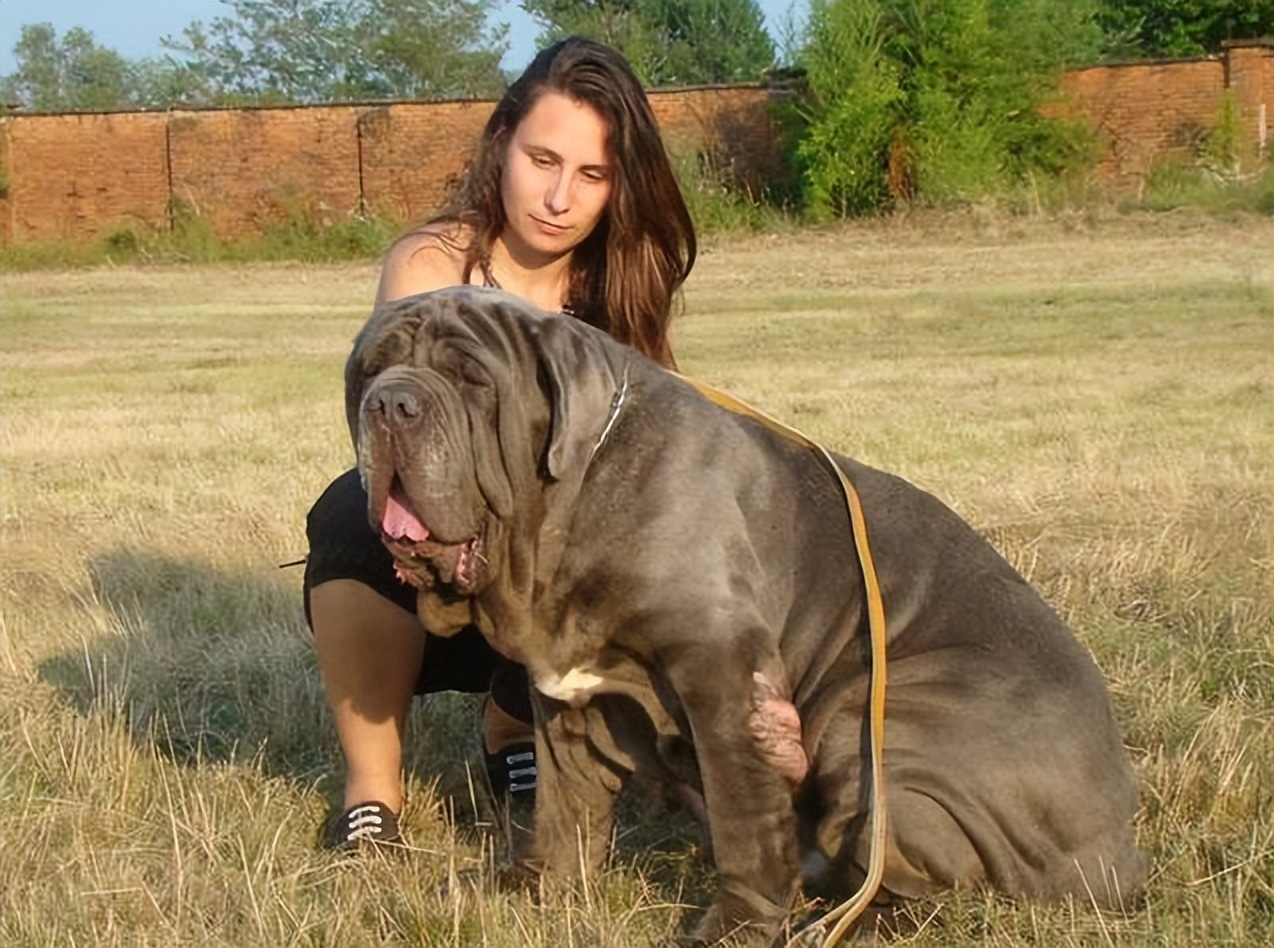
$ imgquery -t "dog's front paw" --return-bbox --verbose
[684,889,790,947]
[492,858,544,893]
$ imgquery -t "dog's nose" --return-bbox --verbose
[372,382,421,421]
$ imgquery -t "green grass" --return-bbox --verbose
[0,213,404,271]
[1122,159,1274,216]
[1,212,1270,946]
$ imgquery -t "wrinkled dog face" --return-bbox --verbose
[345,289,530,596]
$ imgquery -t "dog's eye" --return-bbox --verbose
[438,343,492,388]
[458,356,490,387]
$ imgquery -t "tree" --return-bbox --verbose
[522,0,776,85]
[653,0,777,84]
[161,0,510,105]
[1097,0,1274,60]
[794,0,902,216]
[1,23,138,110]
[794,0,1104,216]
[356,0,509,99]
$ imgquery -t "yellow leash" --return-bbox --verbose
[676,375,889,948]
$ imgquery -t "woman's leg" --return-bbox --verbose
[483,694,534,752]
[310,578,424,813]
[305,469,536,829]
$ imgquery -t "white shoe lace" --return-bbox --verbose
[506,750,537,794]
[344,804,387,841]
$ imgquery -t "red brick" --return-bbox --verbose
[2,44,1270,247]
[0,111,168,245]
[168,106,362,240]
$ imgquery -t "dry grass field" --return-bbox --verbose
[1,210,1270,947]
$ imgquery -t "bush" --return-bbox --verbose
[671,145,796,233]
[793,0,903,218]
[792,0,1103,217]
[1201,90,1245,179]
[1127,156,1274,215]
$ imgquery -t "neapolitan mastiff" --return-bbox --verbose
[345,286,1146,944]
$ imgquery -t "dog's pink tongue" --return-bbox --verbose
[383,491,429,542]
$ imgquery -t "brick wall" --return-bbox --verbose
[0,110,169,245]
[0,84,780,246]
[1058,40,1272,189]
[1226,42,1274,157]
[357,99,494,224]
[168,106,362,238]
[648,85,786,194]
[1062,59,1222,187]
[1,42,1270,247]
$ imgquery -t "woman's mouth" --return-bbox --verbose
[532,216,570,237]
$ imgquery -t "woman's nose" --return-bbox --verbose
[545,172,571,214]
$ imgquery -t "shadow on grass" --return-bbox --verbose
[36,549,487,824]
[36,546,706,874]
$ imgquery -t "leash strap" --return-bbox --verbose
[674,374,889,948]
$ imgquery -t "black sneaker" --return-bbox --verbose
[485,741,537,801]
[326,800,401,850]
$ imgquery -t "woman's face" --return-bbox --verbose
[500,91,613,264]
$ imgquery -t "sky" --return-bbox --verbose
[0,0,808,77]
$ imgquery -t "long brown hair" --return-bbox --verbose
[410,37,696,368]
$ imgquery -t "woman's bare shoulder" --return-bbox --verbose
[375,220,477,305]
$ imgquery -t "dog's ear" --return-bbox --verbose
[531,315,625,481]
[539,325,576,480]
[473,386,516,519]
[343,347,363,456]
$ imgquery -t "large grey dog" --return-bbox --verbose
[345,286,1146,944]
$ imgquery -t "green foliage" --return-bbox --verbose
[0,23,145,110]
[1096,0,1274,59]
[1128,153,1274,215]
[0,205,402,271]
[160,0,509,105]
[522,0,776,85]
[900,0,1102,204]
[651,0,776,84]
[793,0,903,218]
[792,0,1103,217]
[670,145,794,233]
[0,240,106,270]
[251,212,401,261]
[1202,90,1245,176]
[523,0,659,84]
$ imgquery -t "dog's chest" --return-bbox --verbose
[533,665,607,706]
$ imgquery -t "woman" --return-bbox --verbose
[303,36,697,847]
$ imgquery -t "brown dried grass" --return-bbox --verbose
[1,210,1270,946]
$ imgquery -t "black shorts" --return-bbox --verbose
[303,467,530,719]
